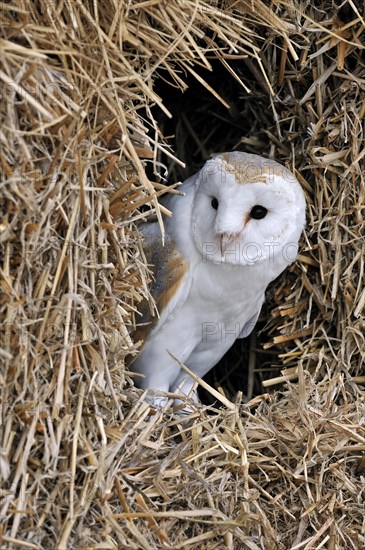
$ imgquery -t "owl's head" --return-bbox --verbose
[191,152,306,267]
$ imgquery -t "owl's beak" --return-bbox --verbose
[220,232,239,257]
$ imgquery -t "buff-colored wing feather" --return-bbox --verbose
[132,222,191,350]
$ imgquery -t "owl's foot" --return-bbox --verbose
[144,391,169,410]
[142,389,200,421]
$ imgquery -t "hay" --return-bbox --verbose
[1,1,364,548]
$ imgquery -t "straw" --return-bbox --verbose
[1,1,364,548]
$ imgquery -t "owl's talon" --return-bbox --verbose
[144,392,169,411]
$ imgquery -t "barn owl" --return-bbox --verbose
[131,152,306,406]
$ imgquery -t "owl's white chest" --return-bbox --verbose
[150,259,270,377]
[189,260,265,320]
[184,261,267,351]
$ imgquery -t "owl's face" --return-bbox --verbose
[191,153,306,267]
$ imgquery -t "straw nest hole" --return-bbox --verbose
[142,59,312,406]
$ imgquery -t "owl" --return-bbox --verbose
[131,152,306,405]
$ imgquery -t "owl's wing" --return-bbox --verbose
[132,220,193,348]
[237,307,262,339]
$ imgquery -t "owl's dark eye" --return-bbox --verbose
[250,205,268,220]
[211,197,219,210]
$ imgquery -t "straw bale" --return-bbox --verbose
[1,1,364,548]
